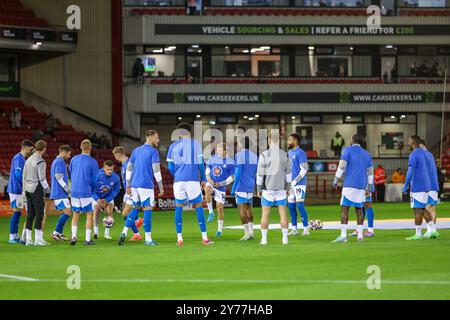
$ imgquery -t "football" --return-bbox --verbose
[315,220,323,230]
[309,219,323,230]
[308,220,318,230]
[102,216,115,228]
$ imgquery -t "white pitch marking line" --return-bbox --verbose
[0,273,39,282]
[0,277,450,285]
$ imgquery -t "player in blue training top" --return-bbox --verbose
[93,160,121,240]
[287,133,310,237]
[167,123,213,247]
[69,139,99,246]
[50,145,72,242]
[230,136,258,241]
[205,143,235,237]
[419,139,440,237]
[332,134,374,243]
[402,135,439,240]
[350,144,376,238]
[7,140,34,244]
[113,146,142,241]
[118,130,164,246]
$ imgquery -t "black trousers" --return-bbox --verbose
[376,184,386,203]
[26,184,45,230]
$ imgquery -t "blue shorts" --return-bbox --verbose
[71,198,96,213]
[261,190,288,207]
[410,192,428,209]
[54,199,71,210]
[175,194,203,206]
[340,188,365,208]
[235,192,253,205]
[262,197,287,207]
[427,191,438,206]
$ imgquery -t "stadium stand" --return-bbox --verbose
[0,100,175,196]
[0,0,49,28]
[0,100,112,181]
[127,6,450,17]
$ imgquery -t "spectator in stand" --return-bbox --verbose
[132,58,145,86]
[390,64,397,83]
[330,132,345,158]
[410,62,416,77]
[374,164,386,202]
[391,168,406,184]
[431,62,439,77]
[187,0,197,15]
[32,129,44,142]
[90,133,99,148]
[9,107,21,129]
[383,71,388,83]
[338,64,346,77]
[45,114,57,136]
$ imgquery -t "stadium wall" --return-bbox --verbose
[20,0,113,127]
[123,15,450,46]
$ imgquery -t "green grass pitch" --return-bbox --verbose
[0,202,449,300]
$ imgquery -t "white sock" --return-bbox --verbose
[282,228,288,244]
[201,232,208,241]
[26,229,32,242]
[368,227,374,233]
[177,233,183,242]
[243,223,249,236]
[357,225,363,238]
[261,229,268,243]
[427,221,436,233]
[291,225,298,231]
[122,227,129,235]
[341,224,347,238]
[35,229,42,242]
[207,202,213,214]
[94,226,99,235]
[303,225,309,232]
[9,234,15,241]
[86,229,91,242]
[248,222,254,235]
[71,226,78,239]
[415,226,422,237]
[104,228,110,237]
[217,220,224,232]
[145,232,152,242]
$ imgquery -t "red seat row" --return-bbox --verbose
[202,78,384,85]
[399,9,450,17]
[204,7,368,17]
[131,7,185,16]
[0,17,48,28]
[0,0,49,28]
[0,8,35,19]
[0,0,23,10]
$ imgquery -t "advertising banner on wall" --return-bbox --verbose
[155,24,450,36]
[157,92,450,104]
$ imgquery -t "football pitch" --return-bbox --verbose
[0,202,449,300]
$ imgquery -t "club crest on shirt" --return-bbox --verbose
[101,185,111,193]
[213,166,222,177]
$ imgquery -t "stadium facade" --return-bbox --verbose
[121,1,450,163]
